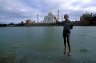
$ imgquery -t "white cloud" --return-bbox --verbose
[0,0,43,23]
[42,0,96,20]
[0,0,96,23]
[83,7,96,12]
[0,0,41,14]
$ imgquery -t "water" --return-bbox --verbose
[0,26,96,63]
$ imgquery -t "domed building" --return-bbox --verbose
[43,12,56,23]
[26,19,35,24]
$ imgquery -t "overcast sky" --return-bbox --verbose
[0,0,96,23]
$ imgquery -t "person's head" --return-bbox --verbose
[64,14,69,20]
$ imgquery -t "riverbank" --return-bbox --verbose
[0,23,57,27]
[0,23,96,27]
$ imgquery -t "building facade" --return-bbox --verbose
[43,12,56,23]
[26,19,35,24]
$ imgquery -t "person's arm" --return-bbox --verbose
[70,22,74,29]
[54,17,63,24]
[54,16,59,23]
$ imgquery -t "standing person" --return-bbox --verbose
[54,14,73,56]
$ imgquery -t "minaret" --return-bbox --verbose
[57,10,59,21]
[62,15,63,21]
[37,13,39,23]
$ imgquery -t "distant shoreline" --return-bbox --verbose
[0,23,96,27]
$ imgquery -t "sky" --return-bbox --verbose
[0,0,96,24]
